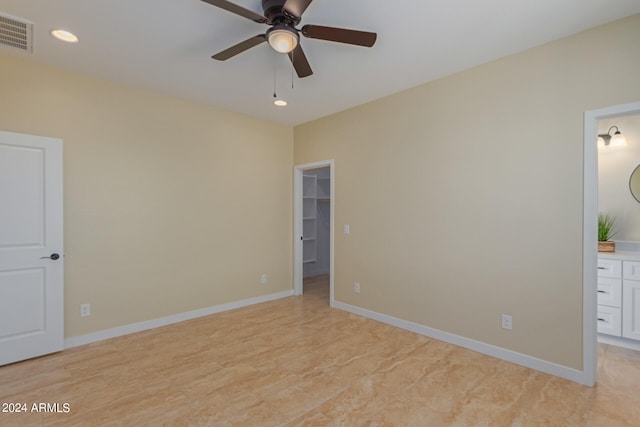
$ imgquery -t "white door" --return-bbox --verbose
[0,131,64,366]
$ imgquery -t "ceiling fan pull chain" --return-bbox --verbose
[273,61,277,99]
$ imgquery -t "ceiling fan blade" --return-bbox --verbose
[282,0,313,19]
[301,25,377,47]
[287,44,313,78]
[201,0,267,23]
[212,34,267,60]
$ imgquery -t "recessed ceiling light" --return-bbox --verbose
[273,99,288,107]
[50,29,79,43]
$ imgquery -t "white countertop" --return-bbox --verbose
[599,241,640,260]
[598,251,640,261]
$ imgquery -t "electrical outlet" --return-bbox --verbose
[80,303,91,318]
[501,314,512,330]
[354,282,360,293]
[261,273,267,284]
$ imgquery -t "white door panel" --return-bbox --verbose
[623,280,640,341]
[0,268,45,338]
[0,144,45,247]
[0,131,63,366]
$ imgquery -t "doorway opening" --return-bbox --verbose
[583,101,640,386]
[294,160,334,305]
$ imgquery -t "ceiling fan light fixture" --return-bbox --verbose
[267,26,298,54]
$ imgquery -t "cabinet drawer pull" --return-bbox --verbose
[598,267,606,270]
[597,290,607,293]
[597,318,607,322]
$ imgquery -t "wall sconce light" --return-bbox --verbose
[598,126,627,148]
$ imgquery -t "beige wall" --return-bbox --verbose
[0,55,293,338]
[294,14,640,369]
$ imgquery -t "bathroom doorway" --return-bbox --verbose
[584,101,640,386]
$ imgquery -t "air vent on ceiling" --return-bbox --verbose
[0,13,33,52]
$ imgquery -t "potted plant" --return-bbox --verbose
[598,213,617,252]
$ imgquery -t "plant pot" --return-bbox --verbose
[598,241,615,252]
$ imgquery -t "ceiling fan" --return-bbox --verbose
[202,0,377,78]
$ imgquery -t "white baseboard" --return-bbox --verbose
[65,290,294,349]
[598,334,640,351]
[331,301,590,386]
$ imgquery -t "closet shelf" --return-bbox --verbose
[303,171,330,277]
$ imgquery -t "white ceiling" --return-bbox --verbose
[1,0,639,126]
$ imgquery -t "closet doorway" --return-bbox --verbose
[293,160,334,304]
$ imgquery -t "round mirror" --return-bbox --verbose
[630,164,640,203]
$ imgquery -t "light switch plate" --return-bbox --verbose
[80,303,91,317]
[501,314,512,330]
[344,224,350,235]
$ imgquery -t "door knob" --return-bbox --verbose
[41,253,60,260]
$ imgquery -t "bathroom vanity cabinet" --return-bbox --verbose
[598,254,640,343]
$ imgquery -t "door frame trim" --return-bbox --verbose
[583,101,640,386]
[293,160,334,303]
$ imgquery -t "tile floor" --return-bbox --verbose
[1,275,639,426]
